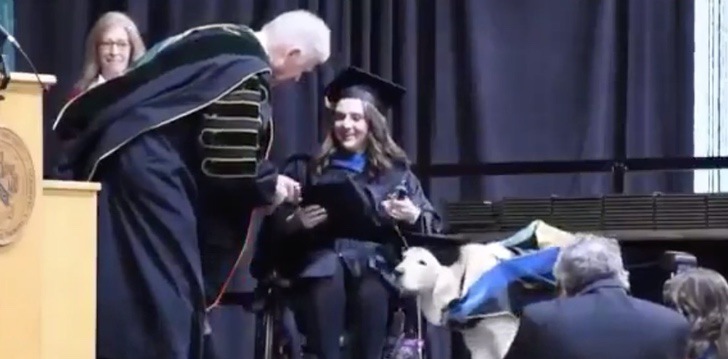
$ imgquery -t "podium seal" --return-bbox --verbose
[0,128,35,246]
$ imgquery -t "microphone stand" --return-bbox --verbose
[0,23,47,101]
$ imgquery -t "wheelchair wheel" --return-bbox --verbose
[256,311,287,359]
[255,310,299,359]
[262,312,275,359]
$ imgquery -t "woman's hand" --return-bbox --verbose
[287,205,328,230]
[381,197,422,224]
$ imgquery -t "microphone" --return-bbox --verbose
[0,23,47,92]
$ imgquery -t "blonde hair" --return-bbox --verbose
[664,268,728,359]
[73,12,146,92]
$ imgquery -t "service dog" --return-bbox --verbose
[394,242,520,359]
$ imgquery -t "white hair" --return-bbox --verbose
[261,10,331,63]
[553,233,630,294]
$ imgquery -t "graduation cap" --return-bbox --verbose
[402,231,474,247]
[401,231,476,266]
[324,67,406,113]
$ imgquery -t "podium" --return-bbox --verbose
[0,73,100,359]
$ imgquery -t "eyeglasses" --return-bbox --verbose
[98,40,129,49]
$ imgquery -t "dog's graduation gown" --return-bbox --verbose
[446,247,559,323]
[404,230,560,325]
[53,24,276,359]
[447,220,571,322]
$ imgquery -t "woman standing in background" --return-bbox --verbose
[70,11,145,98]
[664,268,728,359]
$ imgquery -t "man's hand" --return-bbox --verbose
[274,175,301,206]
[288,205,328,230]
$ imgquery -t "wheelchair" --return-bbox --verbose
[234,270,428,359]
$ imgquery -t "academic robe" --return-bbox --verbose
[252,153,452,358]
[254,153,440,281]
[53,24,277,359]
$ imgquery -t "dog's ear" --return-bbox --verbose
[432,268,461,312]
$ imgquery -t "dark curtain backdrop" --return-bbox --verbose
[15,1,693,358]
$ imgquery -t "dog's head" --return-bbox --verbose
[394,243,514,300]
[394,242,513,325]
[395,247,448,293]
[394,244,468,317]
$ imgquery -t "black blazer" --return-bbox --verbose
[504,278,690,359]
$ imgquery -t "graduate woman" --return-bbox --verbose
[256,67,442,359]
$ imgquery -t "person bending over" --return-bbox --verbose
[504,233,690,359]
[53,10,331,359]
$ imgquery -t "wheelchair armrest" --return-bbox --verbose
[244,271,294,313]
[216,272,292,312]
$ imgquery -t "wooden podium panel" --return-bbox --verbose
[0,72,100,359]
[41,180,100,359]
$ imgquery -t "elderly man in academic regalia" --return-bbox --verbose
[52,10,331,359]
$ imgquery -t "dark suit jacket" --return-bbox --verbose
[504,278,690,359]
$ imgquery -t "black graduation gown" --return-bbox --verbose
[253,154,456,358]
[254,153,442,282]
[53,25,277,359]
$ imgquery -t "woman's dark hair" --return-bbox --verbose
[314,100,408,177]
[664,268,728,359]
